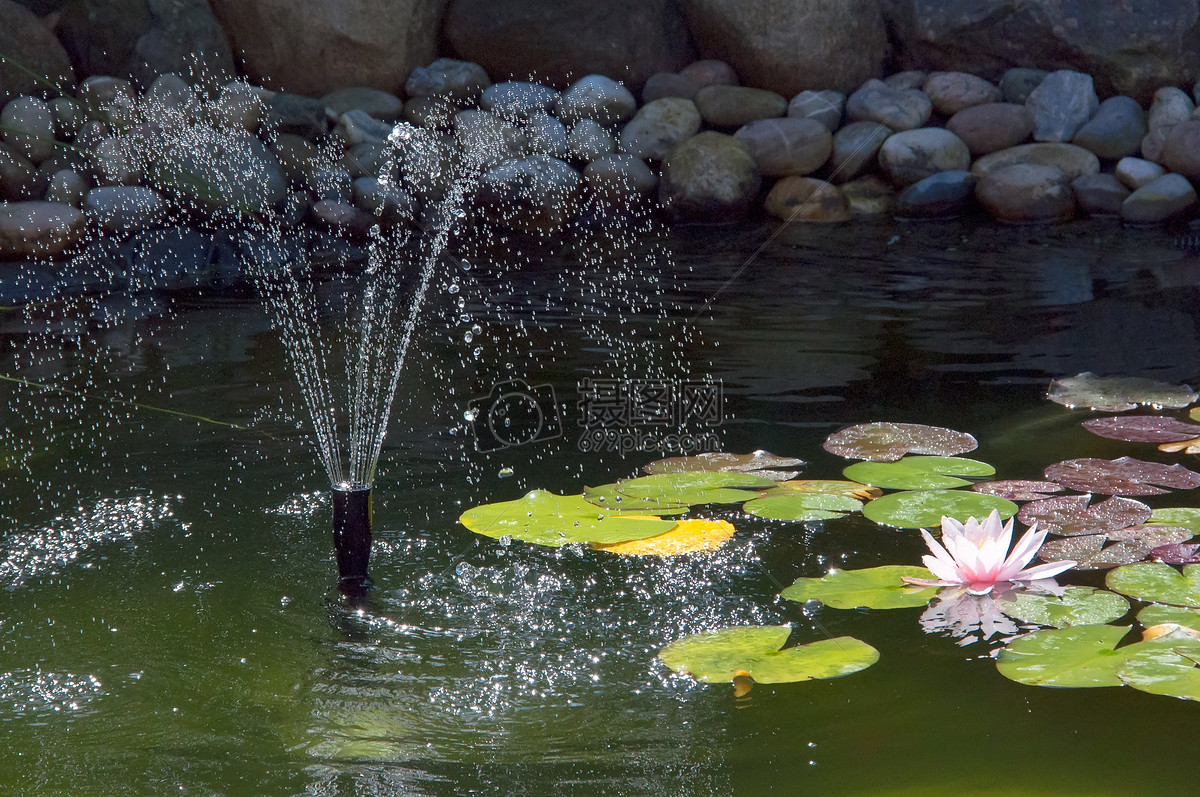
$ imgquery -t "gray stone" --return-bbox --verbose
[1072,96,1146,160]
[846,79,931,131]
[272,133,323,183]
[694,85,787,128]
[403,97,458,128]
[829,120,891,182]
[894,170,976,219]
[91,137,142,186]
[884,71,927,90]
[50,97,86,141]
[454,109,527,169]
[211,82,265,132]
[0,201,85,257]
[478,154,581,232]
[480,82,559,118]
[584,153,658,198]
[1115,157,1165,190]
[524,113,569,158]
[1141,128,1168,164]
[618,98,702,161]
[266,92,328,139]
[946,103,1032,156]
[763,176,850,222]
[566,119,615,161]
[976,164,1074,223]
[44,169,88,207]
[1000,68,1047,104]
[309,199,377,235]
[555,75,637,125]
[341,142,394,180]
[405,58,490,103]
[336,109,395,146]
[0,142,42,200]
[642,73,700,103]
[1025,70,1099,142]
[877,128,970,186]
[1148,87,1193,133]
[679,59,739,88]
[971,143,1100,183]
[1,96,56,163]
[322,87,404,121]
[1160,120,1200,180]
[659,131,760,221]
[1121,173,1198,223]
[922,72,1000,116]
[78,76,135,122]
[308,166,354,203]
[733,117,831,177]
[146,73,198,116]
[0,0,75,102]
[1071,173,1129,216]
[787,90,844,131]
[84,186,165,233]
[351,176,414,222]
[163,130,287,213]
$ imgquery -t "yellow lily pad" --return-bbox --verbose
[595,518,735,557]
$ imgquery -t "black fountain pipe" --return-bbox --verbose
[332,483,373,597]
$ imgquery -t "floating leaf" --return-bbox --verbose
[996,587,1129,628]
[459,490,676,547]
[1116,636,1200,701]
[606,471,775,506]
[861,489,1017,529]
[1138,604,1200,633]
[822,422,977,462]
[997,624,1131,687]
[972,480,1064,501]
[1146,507,1200,534]
[1108,524,1193,543]
[766,479,881,501]
[582,482,688,514]
[1043,456,1200,496]
[641,450,804,481]
[1017,495,1150,537]
[1041,525,1193,570]
[780,565,938,609]
[1107,562,1200,608]
[595,518,735,556]
[843,456,995,490]
[658,625,878,684]
[1151,543,1200,564]
[1047,372,1198,412]
[742,493,863,522]
[1082,415,1200,446]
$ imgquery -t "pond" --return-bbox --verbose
[3,216,1200,795]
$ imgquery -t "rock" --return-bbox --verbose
[642,73,700,102]
[158,130,287,213]
[0,143,43,200]
[733,117,831,177]
[1,97,56,163]
[846,79,931,131]
[0,201,85,257]
[976,164,1074,223]
[211,82,265,132]
[123,227,239,292]
[946,103,1031,156]
[884,71,927,91]
[59,0,233,90]
[1071,96,1146,160]
[455,109,527,169]
[1148,87,1194,133]
[1121,173,1198,223]
[619,98,702,162]
[877,128,970,187]
[1161,120,1200,180]
[566,119,615,161]
[480,82,559,118]
[322,88,404,121]
[308,166,353,203]
[403,97,458,128]
[310,199,377,235]
[1071,173,1129,216]
[523,113,569,158]
[694,86,787,128]
[210,0,442,95]
[1115,157,1165,190]
[584,153,658,198]
[829,120,891,182]
[351,176,414,223]
[682,0,886,95]
[405,58,490,103]
[444,0,693,88]
[341,141,393,180]
[555,75,638,125]
[971,143,1100,183]
[335,109,395,146]
[146,73,198,116]
[77,76,135,121]
[266,92,328,139]
[922,72,1000,116]
[894,170,977,219]
[83,186,165,233]
[1142,128,1168,164]
[44,169,88,207]
[999,68,1047,104]
[1026,70,1098,142]
[91,136,142,186]
[50,97,86,140]
[478,154,581,232]
[678,60,739,88]
[763,176,850,222]
[0,0,75,101]
[841,175,894,215]
[75,121,109,151]
[787,90,844,131]
[659,131,760,221]
[272,134,323,183]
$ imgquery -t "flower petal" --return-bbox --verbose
[1013,559,1077,582]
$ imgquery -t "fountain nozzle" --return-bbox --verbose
[332,482,373,596]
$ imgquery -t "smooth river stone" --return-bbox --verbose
[585,153,658,197]
[405,58,490,103]
[83,185,165,233]
[733,117,831,177]
[659,131,760,221]
[1025,69,1098,142]
[641,72,700,103]
[877,128,970,186]
[787,90,844,131]
[1115,157,1165,190]
[1121,173,1198,223]
[480,81,559,117]
[894,170,977,219]
[679,59,738,88]
[840,175,894,216]
[0,200,85,257]
[1000,68,1047,104]
[976,163,1075,223]
[828,120,891,182]
[1,96,56,163]
[1148,87,1193,133]
[971,143,1100,183]
[566,119,616,161]
[946,103,1032,156]
[922,72,1001,116]
[1072,173,1129,216]
[846,79,932,131]
[763,176,850,222]
[1160,120,1200,179]
[1072,96,1146,160]
[555,74,637,125]
[321,87,404,121]
[619,98,701,162]
[694,85,787,128]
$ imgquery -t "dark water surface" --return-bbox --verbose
[3,218,1200,795]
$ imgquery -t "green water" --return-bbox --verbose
[3,219,1200,795]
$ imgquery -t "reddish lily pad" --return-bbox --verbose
[1016,495,1151,537]
[1043,456,1200,496]
[972,480,1065,501]
[1082,416,1200,445]
[1047,372,1198,412]
[822,422,977,462]
[641,450,805,481]
[1151,543,1200,564]
[1039,525,1192,570]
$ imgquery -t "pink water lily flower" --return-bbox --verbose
[901,510,1076,595]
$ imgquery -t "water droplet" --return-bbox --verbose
[463,409,478,422]
[448,283,460,294]
[464,331,473,343]
[498,467,513,478]
[498,535,512,547]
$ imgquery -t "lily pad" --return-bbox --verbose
[861,489,1017,529]
[582,483,688,514]
[1043,456,1200,496]
[996,587,1129,628]
[972,480,1064,501]
[997,624,1132,687]
[1146,507,1200,534]
[766,479,881,500]
[606,471,775,506]
[641,450,804,481]
[459,490,676,547]
[658,625,879,684]
[1116,637,1200,701]
[1138,604,1200,633]
[1107,562,1200,608]
[742,493,863,522]
[843,456,995,491]
[780,565,939,609]
[1016,495,1151,537]
[1047,372,1198,412]
[595,518,735,557]
[1040,526,1193,570]
[1151,543,1200,564]
[822,422,977,462]
[1082,416,1200,446]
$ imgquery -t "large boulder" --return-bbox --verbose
[882,1,1200,103]
[0,0,75,101]
[659,131,760,221]
[443,0,694,89]
[682,0,886,95]
[209,0,444,95]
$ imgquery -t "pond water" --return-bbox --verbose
[3,217,1200,795]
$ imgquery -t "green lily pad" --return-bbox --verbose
[742,493,863,522]
[1138,604,1200,633]
[780,565,938,609]
[581,483,688,514]
[1147,507,1200,534]
[861,489,1018,529]
[641,450,805,481]
[996,624,1132,688]
[843,456,995,490]
[459,490,676,547]
[996,587,1130,629]
[608,471,775,506]
[1117,639,1200,701]
[658,624,879,684]
[1107,562,1200,608]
